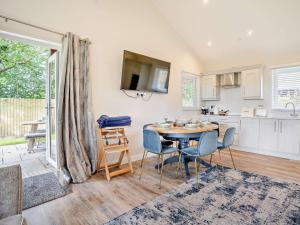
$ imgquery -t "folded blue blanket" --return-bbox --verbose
[97,115,131,128]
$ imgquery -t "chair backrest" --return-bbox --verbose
[223,127,236,148]
[143,123,152,130]
[210,121,220,137]
[197,131,218,156]
[0,164,22,219]
[143,129,162,154]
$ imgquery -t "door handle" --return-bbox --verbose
[274,121,276,132]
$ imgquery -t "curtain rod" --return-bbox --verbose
[0,14,91,44]
[0,14,64,36]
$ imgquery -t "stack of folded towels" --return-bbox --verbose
[97,115,132,128]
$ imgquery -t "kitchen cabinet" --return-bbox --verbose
[277,120,300,154]
[200,115,300,159]
[201,75,220,100]
[258,119,278,152]
[239,118,259,149]
[241,68,263,99]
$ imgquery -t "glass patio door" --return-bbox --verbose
[46,51,59,168]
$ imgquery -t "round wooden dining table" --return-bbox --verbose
[151,123,218,177]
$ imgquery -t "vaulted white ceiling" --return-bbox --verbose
[151,0,300,70]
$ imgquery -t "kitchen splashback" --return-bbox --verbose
[203,86,264,114]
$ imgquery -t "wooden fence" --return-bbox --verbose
[0,98,46,138]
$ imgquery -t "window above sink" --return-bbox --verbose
[272,65,300,110]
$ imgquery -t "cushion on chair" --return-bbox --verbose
[0,214,27,225]
[24,132,46,139]
[180,147,199,156]
[217,141,225,149]
[161,146,177,154]
[161,140,173,146]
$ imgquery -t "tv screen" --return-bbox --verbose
[120,50,171,93]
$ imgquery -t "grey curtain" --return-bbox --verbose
[57,32,97,183]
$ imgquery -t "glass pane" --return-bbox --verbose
[182,77,197,108]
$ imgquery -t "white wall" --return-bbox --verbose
[0,0,203,159]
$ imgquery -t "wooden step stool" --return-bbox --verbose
[97,126,133,181]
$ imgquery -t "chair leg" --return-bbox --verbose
[176,152,182,178]
[139,150,148,180]
[228,147,236,170]
[157,155,161,174]
[126,150,133,173]
[194,157,198,185]
[140,150,146,167]
[197,159,201,172]
[159,154,164,189]
[218,149,225,172]
[212,154,221,183]
[103,153,110,182]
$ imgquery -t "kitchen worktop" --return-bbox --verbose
[200,114,300,120]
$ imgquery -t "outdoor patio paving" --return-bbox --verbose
[0,143,55,178]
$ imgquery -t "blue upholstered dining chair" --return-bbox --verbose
[215,127,236,169]
[177,131,219,184]
[139,128,177,188]
[143,124,174,146]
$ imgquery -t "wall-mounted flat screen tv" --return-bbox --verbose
[120,50,171,93]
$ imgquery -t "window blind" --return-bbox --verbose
[272,66,300,109]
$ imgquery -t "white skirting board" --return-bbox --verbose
[233,146,300,160]
[112,147,300,167]
[130,152,157,162]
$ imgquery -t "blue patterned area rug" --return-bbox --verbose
[23,172,67,209]
[105,167,300,225]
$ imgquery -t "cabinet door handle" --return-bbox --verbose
[213,87,215,97]
[274,121,276,132]
[243,87,245,96]
[280,121,283,133]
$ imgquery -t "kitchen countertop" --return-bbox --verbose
[200,114,300,120]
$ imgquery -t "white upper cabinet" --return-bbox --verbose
[201,75,220,100]
[277,120,300,155]
[241,68,263,99]
[258,119,278,152]
[239,118,259,149]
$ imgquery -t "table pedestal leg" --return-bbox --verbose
[178,139,189,149]
[154,137,212,179]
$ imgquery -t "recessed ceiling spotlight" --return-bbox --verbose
[247,29,254,36]
[203,0,210,5]
[207,41,212,47]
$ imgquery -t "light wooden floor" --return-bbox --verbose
[23,149,300,225]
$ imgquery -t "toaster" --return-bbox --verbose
[241,107,255,117]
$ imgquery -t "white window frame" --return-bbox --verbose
[181,71,200,111]
[271,64,300,110]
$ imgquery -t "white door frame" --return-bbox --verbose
[0,30,62,168]
[46,52,59,168]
